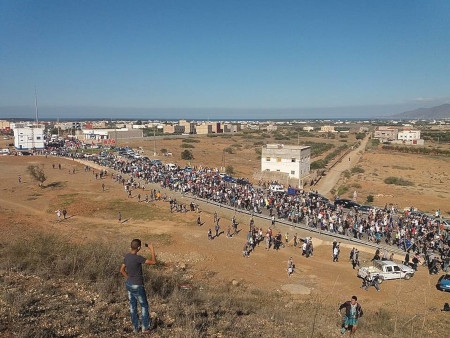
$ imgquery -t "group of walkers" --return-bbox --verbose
[46,146,448,335]
[63,148,448,275]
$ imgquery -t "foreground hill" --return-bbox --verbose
[0,155,449,337]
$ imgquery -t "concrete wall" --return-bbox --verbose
[261,144,311,180]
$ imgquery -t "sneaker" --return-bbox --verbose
[341,327,347,334]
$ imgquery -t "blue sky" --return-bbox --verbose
[1,0,450,119]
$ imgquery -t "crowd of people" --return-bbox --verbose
[49,146,449,275]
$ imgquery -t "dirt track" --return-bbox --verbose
[316,135,369,196]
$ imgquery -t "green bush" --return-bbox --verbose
[351,166,365,174]
[366,195,374,203]
[225,165,235,175]
[384,176,414,186]
[336,185,349,196]
[181,143,195,148]
[182,139,200,143]
[310,159,326,170]
[27,164,47,187]
[181,150,194,160]
[223,147,233,154]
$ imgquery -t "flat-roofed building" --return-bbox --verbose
[223,123,241,133]
[196,123,212,135]
[261,144,310,180]
[374,127,398,142]
[211,122,222,133]
[179,120,196,134]
[398,129,421,141]
[0,120,11,132]
[12,123,45,150]
[320,125,336,133]
[163,124,185,134]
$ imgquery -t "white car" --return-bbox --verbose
[357,260,415,283]
[268,184,285,193]
[167,163,177,171]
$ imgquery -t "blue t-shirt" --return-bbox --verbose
[123,253,146,285]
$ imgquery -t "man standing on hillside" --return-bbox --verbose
[120,239,157,334]
[338,295,363,335]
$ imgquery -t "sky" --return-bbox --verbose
[1,0,450,119]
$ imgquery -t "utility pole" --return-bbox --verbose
[153,124,156,156]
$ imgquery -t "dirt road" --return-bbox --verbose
[315,135,370,197]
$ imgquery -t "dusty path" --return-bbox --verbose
[315,135,370,197]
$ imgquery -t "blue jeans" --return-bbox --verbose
[126,282,150,332]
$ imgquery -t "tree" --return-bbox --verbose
[181,150,194,160]
[225,165,235,175]
[27,164,47,187]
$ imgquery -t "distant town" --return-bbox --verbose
[1,117,449,153]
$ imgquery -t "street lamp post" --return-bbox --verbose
[153,125,156,156]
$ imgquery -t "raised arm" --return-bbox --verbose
[145,243,157,265]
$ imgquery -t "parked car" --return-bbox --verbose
[236,178,251,186]
[167,163,177,171]
[357,260,415,283]
[334,198,360,209]
[358,205,376,213]
[151,159,162,165]
[441,219,450,230]
[223,175,236,183]
[268,184,285,193]
[437,274,450,292]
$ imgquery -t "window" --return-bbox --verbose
[386,266,392,272]
[276,157,281,162]
[291,158,296,162]
[291,170,295,175]
[266,157,270,161]
[394,266,401,272]
[36,136,41,140]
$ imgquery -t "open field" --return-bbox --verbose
[0,131,449,337]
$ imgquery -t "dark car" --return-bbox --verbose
[437,274,450,292]
[223,175,236,183]
[236,178,250,186]
[334,199,360,209]
[308,192,331,204]
[358,205,375,213]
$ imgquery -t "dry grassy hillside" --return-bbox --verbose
[0,130,449,337]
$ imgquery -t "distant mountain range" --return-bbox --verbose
[390,103,450,120]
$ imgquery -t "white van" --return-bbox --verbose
[167,163,177,171]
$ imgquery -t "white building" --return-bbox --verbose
[398,130,421,141]
[261,144,310,180]
[12,123,45,151]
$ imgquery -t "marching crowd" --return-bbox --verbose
[51,147,449,276]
